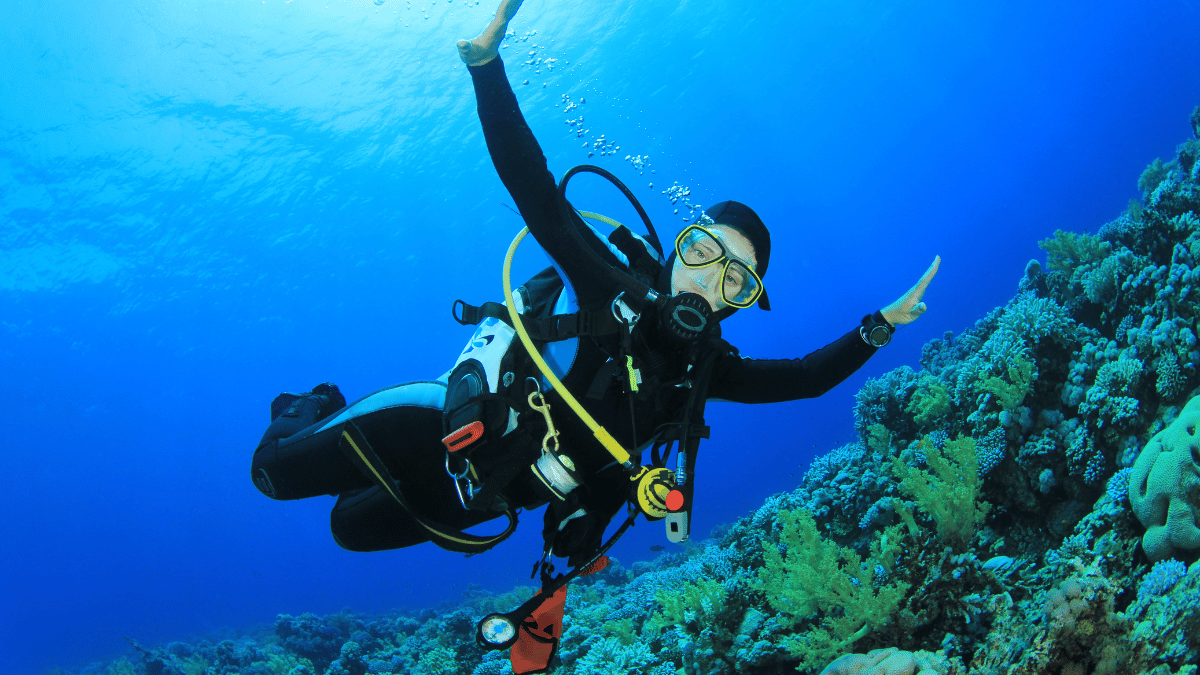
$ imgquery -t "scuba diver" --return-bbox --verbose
[250,0,940,671]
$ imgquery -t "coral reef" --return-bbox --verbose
[1129,395,1200,561]
[61,106,1200,675]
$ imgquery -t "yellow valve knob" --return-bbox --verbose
[631,467,676,519]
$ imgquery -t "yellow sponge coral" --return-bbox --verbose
[1129,395,1200,561]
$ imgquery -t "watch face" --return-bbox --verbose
[869,325,891,347]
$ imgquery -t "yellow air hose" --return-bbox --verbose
[502,222,634,470]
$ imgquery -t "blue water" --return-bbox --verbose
[2,0,1198,672]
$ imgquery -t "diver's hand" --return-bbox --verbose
[880,256,940,326]
[457,0,524,67]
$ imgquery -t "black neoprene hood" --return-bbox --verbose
[702,200,772,310]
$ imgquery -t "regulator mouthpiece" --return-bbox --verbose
[659,292,713,343]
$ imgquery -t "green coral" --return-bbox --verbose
[264,652,312,675]
[415,645,458,675]
[1039,229,1111,274]
[1138,157,1170,196]
[755,509,910,672]
[598,617,638,646]
[866,423,892,455]
[906,376,951,428]
[179,656,208,675]
[978,353,1035,412]
[645,577,727,634]
[891,436,990,551]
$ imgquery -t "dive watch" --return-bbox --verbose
[860,311,895,348]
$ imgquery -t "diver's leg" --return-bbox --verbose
[329,484,502,552]
[457,0,523,67]
[260,383,345,447]
[251,417,365,501]
[327,392,514,552]
[250,382,448,502]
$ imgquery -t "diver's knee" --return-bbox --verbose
[250,440,284,499]
[251,466,280,499]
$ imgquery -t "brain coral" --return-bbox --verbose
[819,647,947,675]
[1128,395,1200,561]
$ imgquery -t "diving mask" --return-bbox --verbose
[674,224,764,309]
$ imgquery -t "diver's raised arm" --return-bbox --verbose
[460,0,632,306]
[458,0,524,67]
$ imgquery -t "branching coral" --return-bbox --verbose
[978,353,1035,412]
[1040,230,1112,275]
[755,509,910,672]
[573,636,655,674]
[906,375,951,429]
[891,436,990,551]
[645,577,727,634]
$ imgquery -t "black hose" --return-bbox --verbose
[556,165,664,311]
[561,164,664,256]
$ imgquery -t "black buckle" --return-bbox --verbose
[575,310,592,337]
[453,299,476,325]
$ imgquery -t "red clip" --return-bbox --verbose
[443,421,485,452]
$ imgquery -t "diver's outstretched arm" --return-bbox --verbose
[457,0,523,67]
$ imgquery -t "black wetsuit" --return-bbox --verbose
[250,57,879,556]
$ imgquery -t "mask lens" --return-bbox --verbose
[677,227,724,268]
[722,260,762,308]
